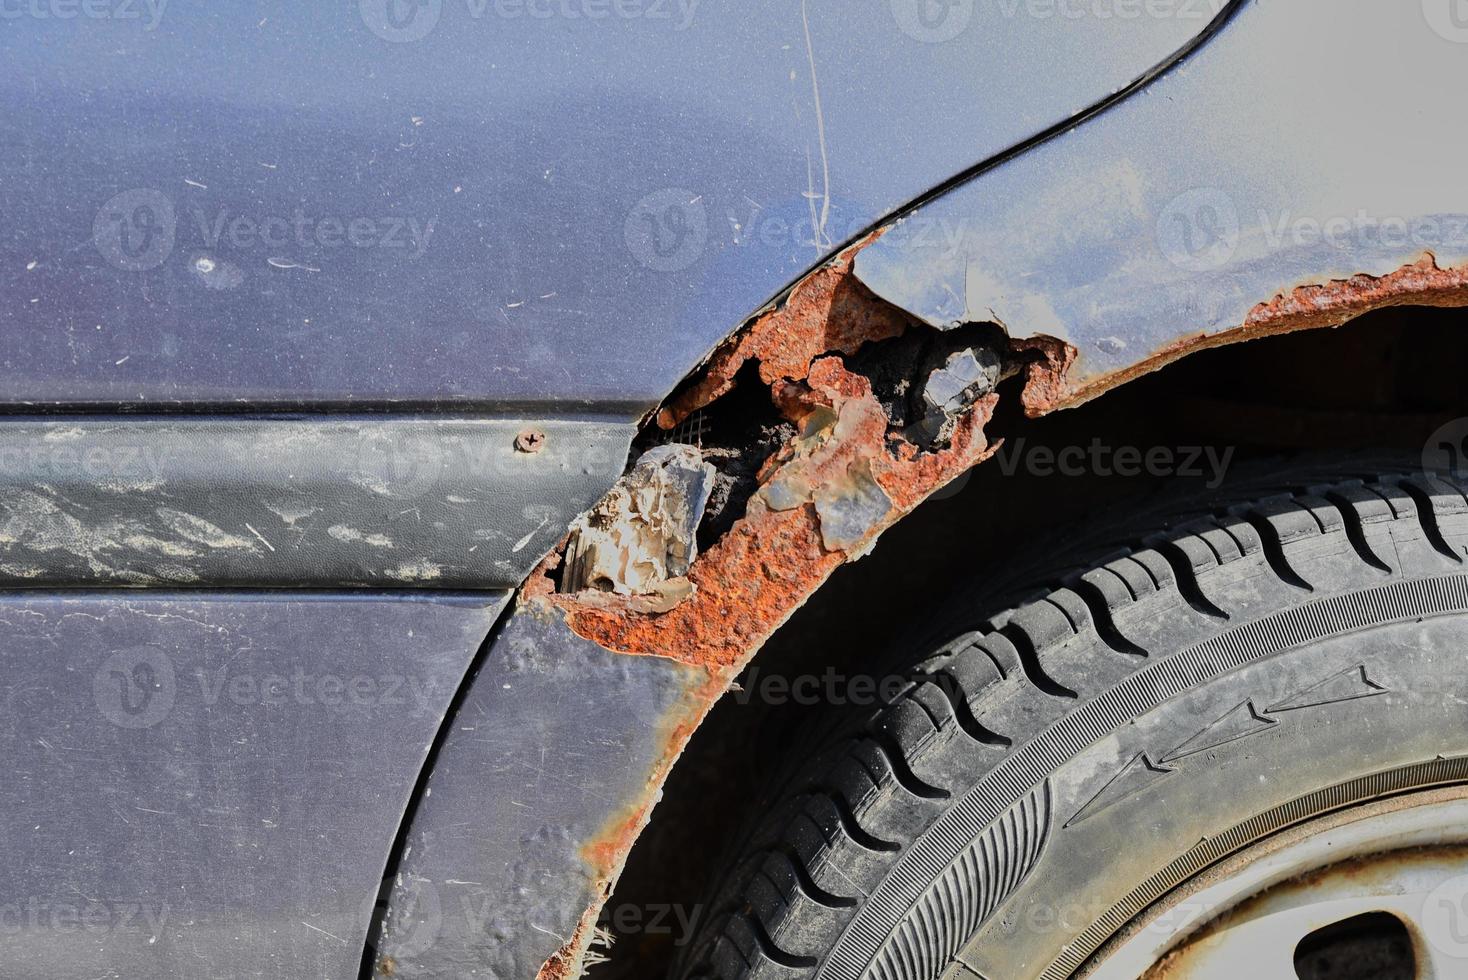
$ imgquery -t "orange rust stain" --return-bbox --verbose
[535,671,723,980]
[532,251,1468,980]
[543,357,997,668]
[1031,254,1468,415]
[656,236,911,430]
[1011,334,1080,419]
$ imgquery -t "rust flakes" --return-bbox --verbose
[536,356,998,669]
[1027,253,1468,415]
[534,670,722,980]
[656,234,911,430]
[527,249,1004,980]
[1010,334,1080,419]
[527,246,1468,980]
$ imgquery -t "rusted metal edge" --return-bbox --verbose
[1021,253,1468,416]
[523,246,1468,980]
[654,233,908,431]
[530,664,723,980]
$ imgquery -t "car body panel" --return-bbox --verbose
[0,591,506,980]
[852,0,1468,405]
[0,0,1227,410]
[375,610,709,978]
[0,416,629,588]
[371,2,1468,976]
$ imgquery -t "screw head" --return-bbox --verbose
[514,429,546,454]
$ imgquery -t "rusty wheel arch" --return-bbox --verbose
[517,232,1468,979]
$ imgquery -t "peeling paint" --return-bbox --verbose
[327,524,394,548]
[1022,254,1468,415]
[522,240,1468,980]
[155,508,257,551]
[655,235,909,430]
[559,445,714,611]
[386,559,444,582]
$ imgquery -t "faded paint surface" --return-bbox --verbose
[854,1,1468,415]
[0,418,631,589]
[376,3,1468,975]
[370,607,712,980]
[0,592,505,980]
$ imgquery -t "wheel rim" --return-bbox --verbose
[1082,786,1468,980]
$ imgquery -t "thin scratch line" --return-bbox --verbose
[300,921,348,944]
[244,523,275,552]
[801,0,832,249]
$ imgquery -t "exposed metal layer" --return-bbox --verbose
[853,0,1468,414]
[0,591,505,980]
[373,5,1468,978]
[372,607,712,979]
[0,417,630,587]
[377,261,1011,980]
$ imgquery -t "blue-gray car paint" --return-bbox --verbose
[14,1,1465,978]
[0,592,506,980]
[375,1,1468,977]
[1,0,1224,409]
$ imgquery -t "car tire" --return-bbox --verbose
[676,459,1468,980]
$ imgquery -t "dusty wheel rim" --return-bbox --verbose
[1081,786,1468,980]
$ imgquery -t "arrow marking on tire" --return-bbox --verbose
[1160,699,1277,763]
[1266,664,1387,713]
[1065,753,1175,828]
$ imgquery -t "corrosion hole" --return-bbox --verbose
[842,320,1011,451]
[641,361,797,551]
